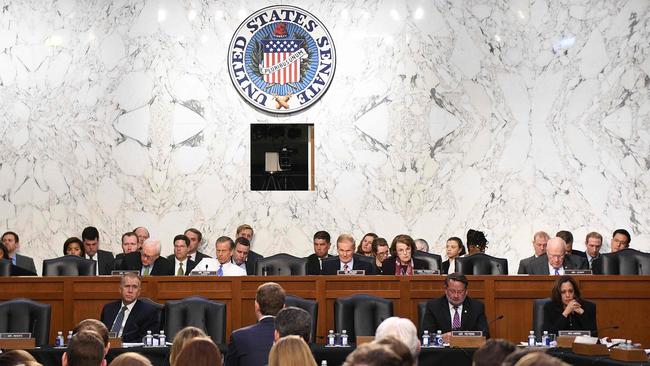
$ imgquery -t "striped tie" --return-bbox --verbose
[110,306,128,334]
[452,306,461,330]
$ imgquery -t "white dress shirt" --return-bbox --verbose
[192,258,247,276]
[448,302,464,329]
[548,263,565,275]
[85,254,99,275]
[340,259,354,272]
[174,258,188,275]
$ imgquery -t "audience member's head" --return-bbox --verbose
[375,317,420,360]
[0,350,40,366]
[373,337,415,366]
[342,342,402,366]
[611,229,631,252]
[62,330,105,366]
[73,319,110,355]
[256,282,286,317]
[173,338,222,366]
[415,238,429,252]
[501,349,539,366]
[169,326,208,366]
[109,352,152,366]
[467,229,488,254]
[472,338,516,366]
[513,352,570,366]
[274,306,312,343]
[268,335,317,366]
[64,237,85,257]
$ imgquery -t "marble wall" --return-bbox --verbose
[1,0,649,273]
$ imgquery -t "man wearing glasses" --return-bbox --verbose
[527,237,588,275]
[421,273,489,342]
[119,238,173,276]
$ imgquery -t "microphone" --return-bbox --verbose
[31,319,37,339]
[488,315,505,326]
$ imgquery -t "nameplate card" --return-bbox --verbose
[559,330,591,337]
[414,269,440,275]
[111,270,139,276]
[451,331,483,337]
[190,271,218,276]
[565,269,592,275]
[0,333,31,339]
[337,270,365,276]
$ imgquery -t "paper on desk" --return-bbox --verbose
[122,343,144,348]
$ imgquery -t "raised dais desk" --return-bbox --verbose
[1,275,648,346]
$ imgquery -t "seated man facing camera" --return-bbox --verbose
[321,234,374,275]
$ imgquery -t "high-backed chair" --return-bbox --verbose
[255,253,308,276]
[532,298,551,339]
[334,294,393,340]
[164,296,226,344]
[139,297,164,333]
[285,295,318,343]
[417,301,427,333]
[413,251,443,273]
[592,249,650,275]
[0,259,11,276]
[0,298,51,346]
[456,253,508,275]
[42,256,96,276]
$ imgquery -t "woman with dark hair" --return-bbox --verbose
[371,237,390,275]
[542,275,597,336]
[466,229,488,254]
[0,242,10,260]
[442,237,466,274]
[357,233,378,256]
[382,235,427,275]
[63,237,85,257]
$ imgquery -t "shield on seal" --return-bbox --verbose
[260,23,305,85]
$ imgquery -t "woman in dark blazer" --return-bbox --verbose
[542,275,598,336]
[442,236,466,274]
[381,234,427,275]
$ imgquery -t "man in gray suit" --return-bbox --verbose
[527,237,588,275]
[517,231,549,274]
[1,231,37,274]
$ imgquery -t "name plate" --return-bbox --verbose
[0,333,31,339]
[414,269,440,275]
[111,270,140,276]
[565,269,592,275]
[337,270,365,276]
[559,330,591,337]
[451,331,483,337]
[190,271,217,276]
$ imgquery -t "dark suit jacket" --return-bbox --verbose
[306,253,332,275]
[381,258,428,275]
[100,299,160,342]
[542,300,597,337]
[94,249,115,275]
[421,295,490,337]
[321,258,374,275]
[119,252,174,276]
[165,255,198,275]
[15,254,37,274]
[517,255,537,274]
[245,250,263,275]
[570,249,587,259]
[527,254,588,275]
[191,251,211,263]
[225,316,275,366]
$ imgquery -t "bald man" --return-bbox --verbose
[527,237,588,275]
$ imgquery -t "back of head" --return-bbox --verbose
[268,335,317,366]
[472,338,516,366]
[275,306,312,343]
[109,353,152,366]
[374,317,419,359]
[174,338,222,366]
[342,343,402,366]
[0,350,39,366]
[256,282,286,316]
[73,319,109,349]
[513,352,569,366]
[373,337,415,366]
[169,326,207,366]
[65,331,105,366]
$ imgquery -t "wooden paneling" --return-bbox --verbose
[1,275,648,347]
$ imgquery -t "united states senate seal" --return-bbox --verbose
[228,6,336,114]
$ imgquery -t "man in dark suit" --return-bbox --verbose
[321,234,374,275]
[517,231,549,274]
[584,231,604,268]
[184,228,211,263]
[166,234,197,275]
[225,282,285,366]
[421,273,489,342]
[112,232,140,271]
[527,237,588,275]
[306,231,333,275]
[100,273,160,342]
[1,231,37,274]
[82,226,115,275]
[231,237,256,275]
[610,229,631,253]
[557,230,587,259]
[236,224,263,271]
[120,238,173,276]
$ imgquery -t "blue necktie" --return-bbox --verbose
[554,268,560,275]
[217,264,223,276]
[110,306,128,334]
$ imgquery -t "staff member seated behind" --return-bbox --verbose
[542,275,597,336]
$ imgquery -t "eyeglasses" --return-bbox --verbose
[548,254,565,260]
[396,248,412,254]
[446,289,466,296]
[376,252,389,257]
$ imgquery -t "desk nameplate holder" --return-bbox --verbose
[190,271,218,276]
[450,331,485,348]
[557,330,591,348]
[109,337,123,348]
[565,269,592,275]
[337,270,365,276]
[0,333,35,349]
[610,347,648,362]
[111,270,139,276]
[572,342,608,356]
[414,269,440,275]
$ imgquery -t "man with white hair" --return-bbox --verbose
[119,238,174,275]
[375,317,420,362]
[527,237,588,275]
[415,239,429,253]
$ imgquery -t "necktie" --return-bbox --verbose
[343,263,349,272]
[554,267,560,275]
[217,264,223,276]
[177,262,184,276]
[110,305,128,334]
[452,306,461,330]
[143,266,150,276]
[319,258,323,270]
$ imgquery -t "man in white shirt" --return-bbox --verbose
[166,234,197,275]
[193,236,247,276]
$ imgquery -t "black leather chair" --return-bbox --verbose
[0,298,51,346]
[417,301,427,333]
[164,296,226,344]
[42,256,96,276]
[0,259,11,276]
[532,298,551,339]
[413,251,443,273]
[592,249,650,275]
[255,253,308,276]
[139,297,164,332]
[456,253,508,275]
[285,295,318,343]
[334,294,393,340]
